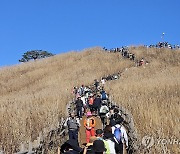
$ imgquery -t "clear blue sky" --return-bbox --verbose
[0,0,180,67]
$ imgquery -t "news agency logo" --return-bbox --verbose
[142,136,180,148]
[142,136,154,148]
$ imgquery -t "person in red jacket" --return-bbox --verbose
[88,95,94,112]
[84,111,96,143]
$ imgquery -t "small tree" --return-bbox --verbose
[19,50,54,62]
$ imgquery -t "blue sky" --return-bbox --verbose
[0,0,180,67]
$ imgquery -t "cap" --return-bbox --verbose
[86,111,92,116]
[96,129,103,135]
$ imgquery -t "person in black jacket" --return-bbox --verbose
[92,95,102,115]
[109,108,124,127]
[75,96,83,119]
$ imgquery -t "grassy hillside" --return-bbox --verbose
[0,46,179,153]
[105,47,180,153]
[0,47,133,152]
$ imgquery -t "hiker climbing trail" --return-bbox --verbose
[41,46,142,154]
[60,78,133,153]
[11,47,141,154]
[59,48,143,154]
[49,48,141,153]
[79,116,102,145]
[1,44,178,154]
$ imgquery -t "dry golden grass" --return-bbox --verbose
[0,47,133,152]
[105,47,180,153]
[0,46,179,153]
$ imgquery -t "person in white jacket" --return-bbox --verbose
[111,120,128,149]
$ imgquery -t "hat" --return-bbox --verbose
[86,111,92,116]
[92,140,106,152]
[96,129,103,135]
[70,112,75,116]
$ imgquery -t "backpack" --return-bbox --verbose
[67,118,79,130]
[111,113,124,124]
[101,92,107,100]
[100,105,108,114]
[114,126,122,143]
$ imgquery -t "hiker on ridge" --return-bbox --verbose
[99,102,109,128]
[88,94,94,113]
[92,95,102,115]
[103,125,116,154]
[112,119,129,152]
[81,94,88,115]
[75,96,83,119]
[72,86,78,99]
[78,85,85,96]
[64,113,80,143]
[101,77,106,88]
[84,111,96,143]
[139,58,145,66]
[109,108,124,127]
[100,90,108,101]
[94,79,99,91]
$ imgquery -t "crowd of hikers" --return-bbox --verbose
[102,41,180,67]
[59,43,157,153]
[148,42,180,49]
[103,42,180,53]
[54,42,180,153]
[103,46,135,61]
[103,46,149,67]
[60,79,129,154]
